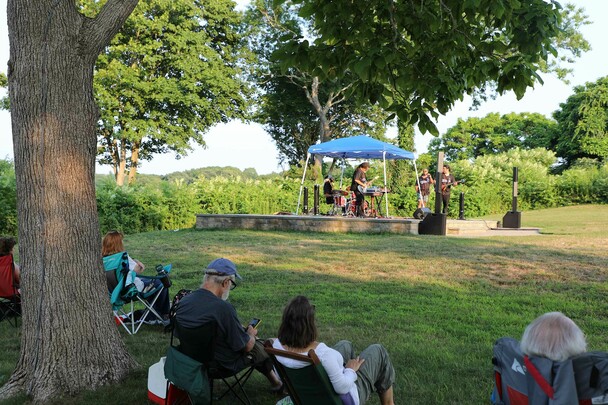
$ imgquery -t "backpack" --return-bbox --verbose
[165,289,192,333]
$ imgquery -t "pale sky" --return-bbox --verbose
[1,0,606,175]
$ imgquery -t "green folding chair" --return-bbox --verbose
[264,341,344,405]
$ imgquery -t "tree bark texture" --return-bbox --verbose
[116,139,127,186]
[304,77,333,180]
[127,140,140,185]
[2,0,139,402]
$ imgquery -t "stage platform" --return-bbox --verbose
[194,214,532,236]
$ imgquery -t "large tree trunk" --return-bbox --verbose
[116,146,127,186]
[305,76,333,180]
[127,140,140,185]
[2,0,139,402]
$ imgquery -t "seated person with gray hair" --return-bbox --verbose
[520,311,587,362]
[175,258,283,391]
[493,312,608,405]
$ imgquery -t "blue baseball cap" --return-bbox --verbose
[205,258,242,280]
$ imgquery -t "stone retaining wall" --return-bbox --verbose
[196,214,419,234]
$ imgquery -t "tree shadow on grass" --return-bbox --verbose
[2,228,595,403]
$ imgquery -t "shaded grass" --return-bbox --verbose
[1,205,608,404]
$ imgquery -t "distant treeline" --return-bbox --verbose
[2,151,608,237]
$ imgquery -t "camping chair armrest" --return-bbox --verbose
[137,275,165,281]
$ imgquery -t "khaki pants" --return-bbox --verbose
[333,340,396,404]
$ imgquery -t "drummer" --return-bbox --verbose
[323,175,334,205]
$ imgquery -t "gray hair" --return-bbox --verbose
[202,272,233,288]
[520,312,587,362]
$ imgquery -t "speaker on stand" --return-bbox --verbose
[413,207,432,220]
[502,167,521,228]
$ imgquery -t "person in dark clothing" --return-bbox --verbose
[415,168,435,208]
[351,162,371,217]
[323,175,334,205]
[440,165,458,215]
[175,258,283,390]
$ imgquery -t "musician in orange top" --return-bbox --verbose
[440,165,458,215]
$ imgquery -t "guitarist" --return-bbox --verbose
[351,161,372,217]
[440,164,458,215]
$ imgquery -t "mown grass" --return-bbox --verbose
[1,205,608,404]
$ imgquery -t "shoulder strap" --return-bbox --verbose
[524,355,555,399]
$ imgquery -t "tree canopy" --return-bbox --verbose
[85,0,251,185]
[553,76,608,166]
[429,112,559,161]
[274,0,588,134]
[246,0,389,168]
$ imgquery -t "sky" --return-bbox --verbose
[1,0,607,175]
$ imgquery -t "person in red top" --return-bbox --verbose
[0,236,20,287]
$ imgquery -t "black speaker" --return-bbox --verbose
[413,207,432,220]
[502,211,521,228]
[418,213,447,235]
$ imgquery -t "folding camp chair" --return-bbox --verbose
[492,337,608,405]
[103,251,167,335]
[0,254,21,327]
[264,341,345,405]
[165,321,255,405]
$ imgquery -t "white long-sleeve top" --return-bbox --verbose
[272,339,359,405]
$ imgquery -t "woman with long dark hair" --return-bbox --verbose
[273,296,395,405]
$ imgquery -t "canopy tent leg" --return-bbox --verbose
[296,153,311,215]
[383,151,389,217]
[413,158,422,206]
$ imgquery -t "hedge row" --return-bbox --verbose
[1,150,607,237]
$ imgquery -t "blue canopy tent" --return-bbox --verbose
[297,135,419,217]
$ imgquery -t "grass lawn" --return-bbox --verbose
[1,205,607,404]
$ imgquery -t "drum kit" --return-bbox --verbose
[330,189,371,217]
[329,189,349,215]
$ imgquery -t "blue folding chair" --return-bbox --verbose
[103,251,170,334]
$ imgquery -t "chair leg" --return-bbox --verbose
[214,366,254,405]
[0,299,20,327]
[209,378,214,404]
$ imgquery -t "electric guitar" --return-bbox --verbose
[441,179,465,192]
[357,176,380,193]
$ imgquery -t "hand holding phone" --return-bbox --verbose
[246,318,261,330]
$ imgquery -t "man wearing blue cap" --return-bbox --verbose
[176,258,283,391]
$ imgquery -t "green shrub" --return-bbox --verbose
[0,159,17,237]
[97,181,165,234]
[3,151,607,237]
[556,163,608,205]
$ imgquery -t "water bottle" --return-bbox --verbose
[156,264,172,288]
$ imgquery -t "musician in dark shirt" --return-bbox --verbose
[440,165,458,215]
[415,168,435,208]
[323,175,334,204]
[351,162,370,217]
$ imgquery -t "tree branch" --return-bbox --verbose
[80,0,139,59]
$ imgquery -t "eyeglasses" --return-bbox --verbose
[228,278,237,290]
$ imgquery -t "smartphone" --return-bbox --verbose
[247,318,261,330]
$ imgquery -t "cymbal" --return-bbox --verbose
[332,189,349,195]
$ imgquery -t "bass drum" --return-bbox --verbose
[413,207,432,220]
